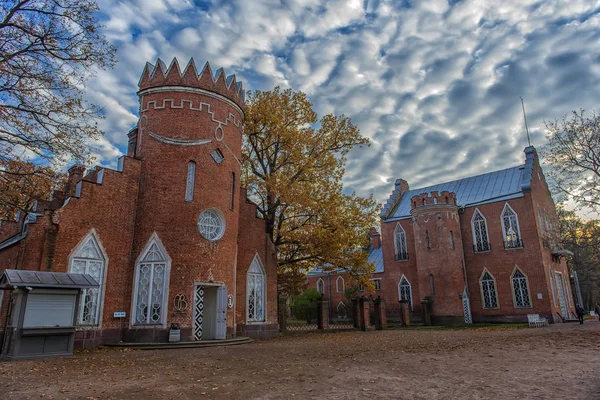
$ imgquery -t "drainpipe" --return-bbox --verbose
[327,273,332,318]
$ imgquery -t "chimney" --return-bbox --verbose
[127,128,138,157]
[370,229,381,249]
[396,178,409,194]
[64,165,85,197]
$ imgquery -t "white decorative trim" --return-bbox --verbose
[138,86,244,118]
[510,266,532,309]
[471,208,490,252]
[317,278,325,295]
[130,233,172,328]
[479,268,500,309]
[246,252,267,324]
[68,229,109,328]
[336,276,345,293]
[149,132,212,146]
[215,126,224,142]
[398,274,413,309]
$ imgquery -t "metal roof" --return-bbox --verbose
[0,270,99,290]
[383,146,536,221]
[307,245,384,276]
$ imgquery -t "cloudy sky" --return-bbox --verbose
[88,0,600,206]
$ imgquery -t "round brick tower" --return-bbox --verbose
[410,191,466,323]
[128,58,245,340]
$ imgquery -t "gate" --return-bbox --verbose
[555,273,569,319]
[462,288,472,324]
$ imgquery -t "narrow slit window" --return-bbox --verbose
[429,274,435,295]
[230,172,235,210]
[450,230,455,250]
[185,161,196,202]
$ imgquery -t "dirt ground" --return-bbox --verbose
[1,323,599,399]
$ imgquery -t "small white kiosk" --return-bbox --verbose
[0,269,99,360]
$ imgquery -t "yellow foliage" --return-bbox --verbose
[242,87,380,295]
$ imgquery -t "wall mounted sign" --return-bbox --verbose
[227,294,234,309]
[174,294,189,312]
[113,312,126,318]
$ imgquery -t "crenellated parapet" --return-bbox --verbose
[138,58,245,110]
[410,191,457,210]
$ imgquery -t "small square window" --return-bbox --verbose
[210,149,224,164]
[374,280,381,291]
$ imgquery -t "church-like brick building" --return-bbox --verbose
[309,146,576,324]
[0,58,278,348]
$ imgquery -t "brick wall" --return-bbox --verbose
[235,189,278,338]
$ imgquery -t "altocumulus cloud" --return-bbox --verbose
[87,0,600,203]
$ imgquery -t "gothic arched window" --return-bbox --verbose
[69,231,106,325]
[394,223,408,261]
[472,209,490,252]
[317,278,325,295]
[336,276,345,293]
[480,269,498,309]
[337,302,347,319]
[511,268,532,308]
[247,253,266,322]
[133,234,170,325]
[501,203,522,249]
[398,275,412,310]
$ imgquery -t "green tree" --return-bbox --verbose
[243,87,380,295]
[290,288,321,323]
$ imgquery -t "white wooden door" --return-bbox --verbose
[555,273,569,319]
[216,286,227,339]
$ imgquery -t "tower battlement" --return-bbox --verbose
[138,58,245,110]
[410,191,457,209]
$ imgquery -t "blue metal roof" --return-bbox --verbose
[385,165,525,220]
[307,245,384,276]
[368,246,384,273]
[382,147,536,221]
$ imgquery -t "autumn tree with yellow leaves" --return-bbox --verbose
[242,87,380,295]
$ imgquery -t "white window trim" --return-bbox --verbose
[501,203,522,249]
[471,208,491,252]
[549,265,557,307]
[316,278,325,295]
[510,266,532,309]
[479,268,500,309]
[130,233,171,329]
[398,274,413,310]
[394,223,408,261]
[336,276,345,293]
[370,278,381,291]
[68,229,109,328]
[336,301,347,318]
[246,252,267,324]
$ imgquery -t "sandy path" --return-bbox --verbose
[1,323,599,399]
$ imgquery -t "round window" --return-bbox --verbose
[198,209,226,241]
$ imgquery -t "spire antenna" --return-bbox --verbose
[520,96,532,147]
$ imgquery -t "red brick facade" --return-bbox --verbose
[309,147,576,324]
[0,59,278,348]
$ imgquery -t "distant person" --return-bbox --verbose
[576,305,585,325]
[595,304,600,321]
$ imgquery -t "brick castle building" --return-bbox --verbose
[309,146,576,324]
[0,58,278,348]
